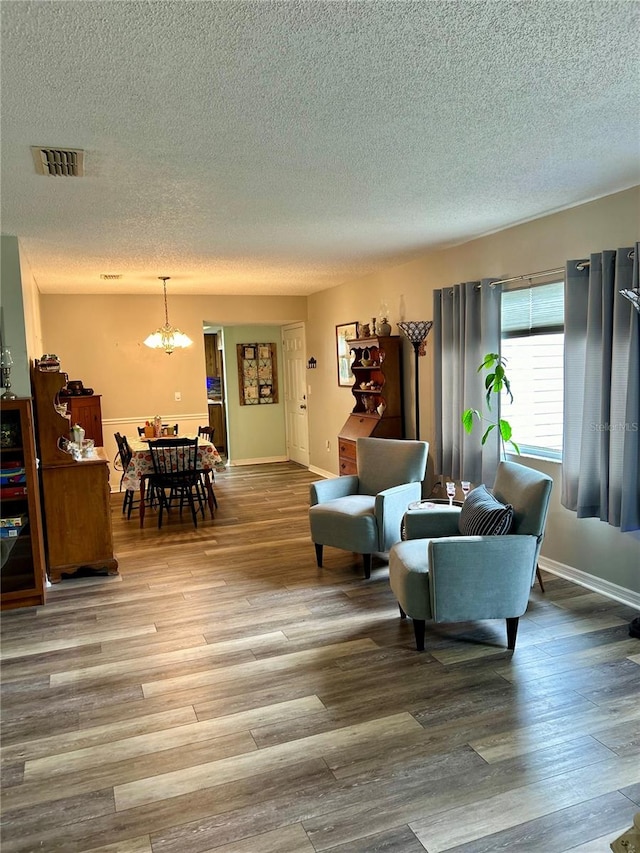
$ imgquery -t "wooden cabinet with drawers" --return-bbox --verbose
[337,335,404,475]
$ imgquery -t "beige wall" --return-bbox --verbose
[305,186,640,594]
[39,292,306,485]
[306,187,640,472]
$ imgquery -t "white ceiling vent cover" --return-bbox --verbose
[31,147,85,177]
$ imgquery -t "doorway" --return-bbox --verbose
[282,323,309,467]
[203,328,228,457]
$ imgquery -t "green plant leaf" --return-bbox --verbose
[499,419,512,441]
[462,408,480,433]
[481,423,496,445]
[503,375,513,403]
[495,364,504,381]
[509,439,521,454]
[482,353,499,370]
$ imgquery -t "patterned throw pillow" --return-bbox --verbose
[458,484,513,536]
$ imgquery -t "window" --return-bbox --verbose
[501,281,564,460]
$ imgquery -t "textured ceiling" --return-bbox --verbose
[1,0,638,296]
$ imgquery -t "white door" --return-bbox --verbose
[282,323,309,467]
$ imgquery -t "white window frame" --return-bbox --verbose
[501,281,564,461]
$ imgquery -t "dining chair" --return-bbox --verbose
[114,432,137,518]
[147,437,204,528]
[197,426,218,509]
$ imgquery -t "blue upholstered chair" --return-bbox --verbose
[309,437,428,578]
[388,461,552,650]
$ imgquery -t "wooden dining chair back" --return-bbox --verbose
[114,432,137,519]
[196,426,218,509]
[147,437,203,528]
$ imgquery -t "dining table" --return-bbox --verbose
[122,435,224,527]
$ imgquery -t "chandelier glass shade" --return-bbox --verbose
[144,276,193,354]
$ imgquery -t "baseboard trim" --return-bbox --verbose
[308,465,334,479]
[538,556,640,609]
[229,456,288,466]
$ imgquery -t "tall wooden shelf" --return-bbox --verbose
[337,335,404,475]
[30,363,118,583]
[0,398,47,609]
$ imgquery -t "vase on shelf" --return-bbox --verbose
[376,317,391,336]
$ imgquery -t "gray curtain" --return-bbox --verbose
[562,243,639,532]
[434,279,502,485]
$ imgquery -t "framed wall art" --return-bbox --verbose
[237,342,278,405]
[336,322,358,386]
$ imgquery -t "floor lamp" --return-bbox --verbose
[398,320,433,441]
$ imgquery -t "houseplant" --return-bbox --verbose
[462,352,520,457]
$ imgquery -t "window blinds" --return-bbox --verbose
[502,281,564,337]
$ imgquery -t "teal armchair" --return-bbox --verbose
[388,461,552,650]
[309,437,428,578]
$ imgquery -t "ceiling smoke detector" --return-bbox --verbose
[31,147,85,177]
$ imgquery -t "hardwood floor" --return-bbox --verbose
[1,461,639,853]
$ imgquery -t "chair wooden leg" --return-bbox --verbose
[506,617,519,650]
[536,564,545,593]
[139,479,147,528]
[398,603,406,619]
[314,543,323,567]
[363,554,372,579]
[412,619,425,651]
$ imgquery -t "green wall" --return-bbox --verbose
[223,326,286,464]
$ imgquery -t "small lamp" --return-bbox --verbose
[1,347,16,400]
[398,321,433,440]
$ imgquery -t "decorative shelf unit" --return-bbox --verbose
[30,362,118,583]
[0,398,47,609]
[337,335,404,475]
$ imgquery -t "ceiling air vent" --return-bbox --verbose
[100,274,122,280]
[31,147,85,177]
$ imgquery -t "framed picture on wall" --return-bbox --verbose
[336,322,358,386]
[237,342,278,405]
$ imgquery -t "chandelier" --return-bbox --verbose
[143,276,193,354]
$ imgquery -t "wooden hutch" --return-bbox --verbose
[30,362,118,583]
[337,334,404,475]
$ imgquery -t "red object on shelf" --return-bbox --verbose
[0,485,28,498]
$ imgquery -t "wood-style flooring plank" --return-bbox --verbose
[2,461,638,853]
